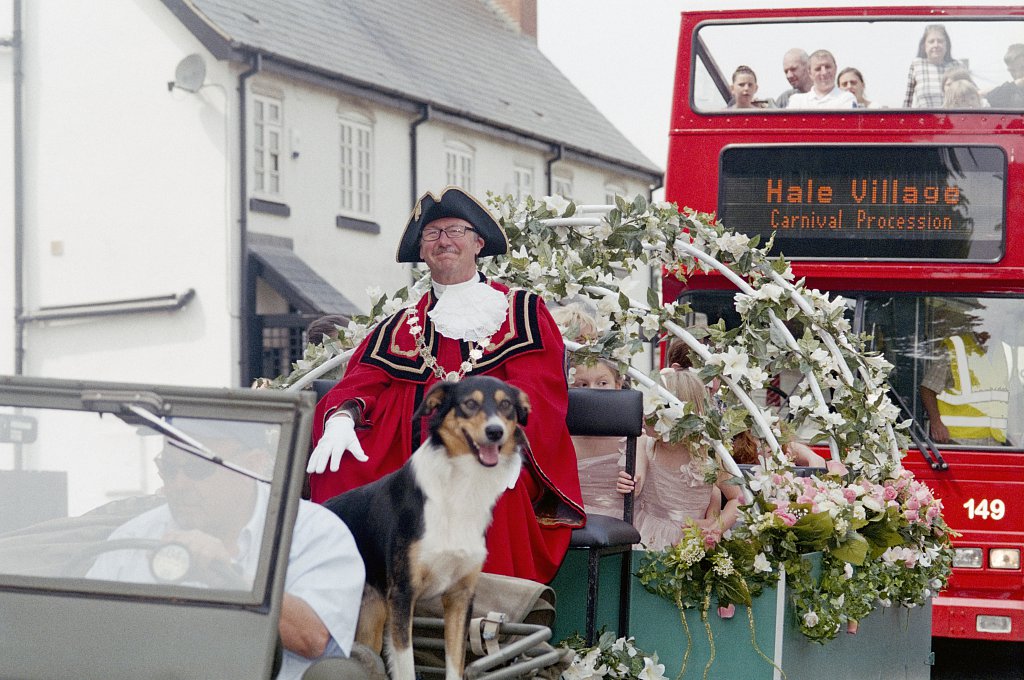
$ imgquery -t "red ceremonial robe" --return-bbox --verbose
[309,280,584,583]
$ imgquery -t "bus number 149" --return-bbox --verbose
[963,498,1006,521]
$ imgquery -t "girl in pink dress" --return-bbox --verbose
[616,369,741,551]
[570,357,629,520]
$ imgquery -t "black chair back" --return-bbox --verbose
[566,387,643,525]
[311,379,338,403]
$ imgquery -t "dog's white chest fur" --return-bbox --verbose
[410,442,515,598]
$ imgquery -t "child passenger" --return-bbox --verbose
[617,369,741,551]
[569,356,630,519]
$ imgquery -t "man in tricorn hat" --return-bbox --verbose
[307,187,583,583]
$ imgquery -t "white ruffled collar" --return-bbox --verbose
[428,275,509,341]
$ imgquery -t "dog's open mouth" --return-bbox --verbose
[462,429,500,467]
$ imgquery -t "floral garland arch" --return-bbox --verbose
[261,193,954,648]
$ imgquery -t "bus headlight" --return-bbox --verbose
[953,548,983,568]
[989,549,1021,570]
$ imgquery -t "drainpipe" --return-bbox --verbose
[409,103,430,208]
[237,52,261,385]
[8,0,24,374]
[545,143,563,195]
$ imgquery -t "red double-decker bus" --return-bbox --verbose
[665,5,1024,642]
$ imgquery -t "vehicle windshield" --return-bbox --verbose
[694,18,1024,112]
[0,404,281,601]
[684,291,1024,451]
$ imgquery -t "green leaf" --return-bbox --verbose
[831,531,869,565]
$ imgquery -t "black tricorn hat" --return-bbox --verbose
[396,186,508,263]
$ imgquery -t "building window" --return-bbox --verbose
[604,184,625,205]
[513,166,534,200]
[339,115,373,217]
[445,141,474,191]
[553,175,574,201]
[253,95,283,195]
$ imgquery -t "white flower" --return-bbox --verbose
[593,221,613,240]
[641,313,662,334]
[745,365,770,389]
[714,232,749,257]
[564,648,606,680]
[755,282,786,303]
[711,552,735,577]
[366,285,383,303]
[809,347,831,367]
[734,292,755,314]
[382,297,405,316]
[714,346,750,381]
[638,657,669,680]
[753,553,773,573]
[654,404,684,439]
[789,393,816,412]
[843,563,854,579]
[543,194,571,215]
[803,611,819,627]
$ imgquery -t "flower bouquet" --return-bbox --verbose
[561,630,668,680]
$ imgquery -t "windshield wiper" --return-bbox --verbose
[80,389,272,483]
[887,385,947,471]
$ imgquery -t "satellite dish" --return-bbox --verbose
[172,54,206,93]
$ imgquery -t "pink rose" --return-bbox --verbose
[775,509,798,526]
[826,460,849,476]
[883,486,898,501]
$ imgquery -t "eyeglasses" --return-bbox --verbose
[155,449,217,481]
[421,225,476,241]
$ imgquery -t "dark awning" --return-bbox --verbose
[248,236,361,318]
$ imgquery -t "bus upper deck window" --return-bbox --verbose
[690,19,1024,113]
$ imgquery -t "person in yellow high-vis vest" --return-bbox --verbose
[920,331,1009,446]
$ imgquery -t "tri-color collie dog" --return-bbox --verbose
[323,375,530,680]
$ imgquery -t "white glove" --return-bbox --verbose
[307,414,368,474]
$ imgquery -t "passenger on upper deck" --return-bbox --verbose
[838,67,878,108]
[727,65,772,109]
[775,48,813,108]
[983,44,1024,108]
[904,25,964,108]
[944,78,984,109]
[787,50,857,109]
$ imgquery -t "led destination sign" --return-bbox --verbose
[719,146,1005,261]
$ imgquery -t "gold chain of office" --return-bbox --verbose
[405,290,515,383]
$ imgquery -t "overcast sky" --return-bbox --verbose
[537,0,680,172]
[537,0,1022,181]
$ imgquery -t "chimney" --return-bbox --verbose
[490,0,537,40]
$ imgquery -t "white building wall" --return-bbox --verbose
[245,75,416,308]
[17,0,239,386]
[0,0,14,376]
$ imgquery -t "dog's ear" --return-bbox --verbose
[514,386,531,427]
[414,381,451,420]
